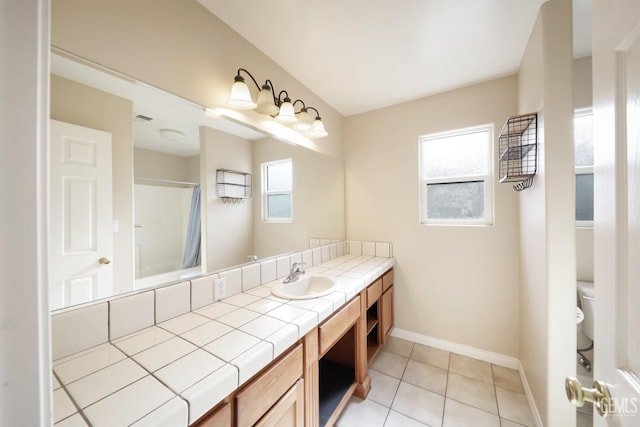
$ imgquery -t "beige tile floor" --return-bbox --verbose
[336,337,537,427]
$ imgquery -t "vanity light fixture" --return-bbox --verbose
[227,68,328,138]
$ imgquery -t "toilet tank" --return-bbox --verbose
[577,281,595,341]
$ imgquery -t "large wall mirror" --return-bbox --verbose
[49,49,345,311]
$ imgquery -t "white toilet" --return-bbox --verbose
[577,281,595,342]
[577,281,595,374]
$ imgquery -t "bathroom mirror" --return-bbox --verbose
[49,50,345,310]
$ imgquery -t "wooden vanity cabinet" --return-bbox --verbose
[363,269,394,365]
[193,402,231,427]
[380,269,394,342]
[254,379,304,427]
[235,344,303,427]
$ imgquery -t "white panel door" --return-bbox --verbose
[591,0,640,424]
[49,120,113,310]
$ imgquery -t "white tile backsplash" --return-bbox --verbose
[241,263,261,291]
[349,241,362,255]
[301,250,312,268]
[276,256,291,279]
[219,268,242,297]
[310,238,320,248]
[155,281,190,323]
[321,246,330,263]
[362,241,376,256]
[312,248,322,266]
[330,243,337,259]
[109,291,154,340]
[190,274,216,310]
[52,303,109,360]
[375,242,392,257]
[260,259,277,284]
[287,251,302,266]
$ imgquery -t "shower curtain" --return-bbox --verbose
[182,185,201,268]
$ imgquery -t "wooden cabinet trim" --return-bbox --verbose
[235,344,303,427]
[318,296,361,357]
[366,279,382,308]
[382,269,394,292]
[254,379,304,427]
[192,401,231,427]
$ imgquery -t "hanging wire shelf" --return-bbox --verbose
[498,113,538,191]
[216,169,252,203]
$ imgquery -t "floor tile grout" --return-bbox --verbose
[339,336,537,427]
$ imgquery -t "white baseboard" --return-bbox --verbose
[391,327,519,369]
[518,360,544,427]
[390,328,543,425]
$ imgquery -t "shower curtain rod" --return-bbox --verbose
[134,176,199,188]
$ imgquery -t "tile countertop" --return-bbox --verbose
[52,254,395,427]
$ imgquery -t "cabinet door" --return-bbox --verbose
[255,379,304,427]
[381,287,394,340]
[235,345,303,427]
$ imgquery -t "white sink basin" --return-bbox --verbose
[271,275,336,300]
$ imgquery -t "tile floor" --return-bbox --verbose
[336,337,536,427]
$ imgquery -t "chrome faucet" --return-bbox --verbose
[283,262,306,283]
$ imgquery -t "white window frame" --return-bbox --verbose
[419,124,494,226]
[262,158,293,223]
[575,108,594,228]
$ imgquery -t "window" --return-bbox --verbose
[419,125,493,225]
[575,109,594,226]
[263,159,292,222]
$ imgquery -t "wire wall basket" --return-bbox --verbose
[498,113,538,191]
[216,169,252,203]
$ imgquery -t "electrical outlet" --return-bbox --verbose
[214,277,226,300]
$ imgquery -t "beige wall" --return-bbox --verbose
[50,75,134,295]
[51,0,344,160]
[133,147,200,183]
[344,75,521,357]
[253,139,345,258]
[517,0,576,424]
[573,56,594,282]
[200,127,254,271]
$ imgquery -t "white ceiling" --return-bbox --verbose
[199,0,592,117]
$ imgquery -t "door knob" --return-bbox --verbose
[565,376,612,417]
[98,257,111,265]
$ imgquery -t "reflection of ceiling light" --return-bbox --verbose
[159,129,185,141]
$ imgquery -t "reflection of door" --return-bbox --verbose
[589,1,640,424]
[49,120,113,310]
